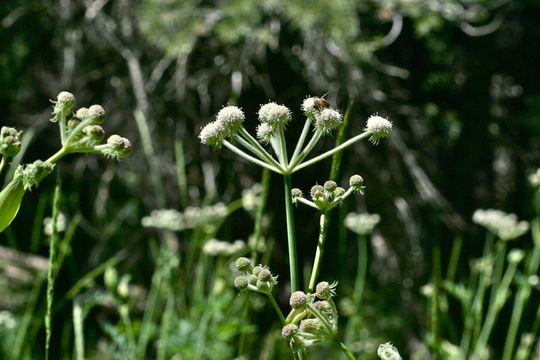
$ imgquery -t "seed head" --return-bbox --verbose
[377,342,402,360]
[235,257,253,273]
[290,291,308,309]
[216,106,245,136]
[314,108,342,133]
[315,281,337,299]
[105,135,132,158]
[282,324,298,339]
[365,115,392,144]
[88,105,106,124]
[256,122,276,144]
[258,102,291,127]
[199,121,225,147]
[234,275,249,290]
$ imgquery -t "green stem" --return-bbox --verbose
[447,235,463,282]
[278,126,289,168]
[239,128,284,172]
[73,300,84,360]
[283,173,300,292]
[0,156,5,176]
[252,169,271,262]
[46,148,69,164]
[431,245,442,360]
[352,234,367,304]
[293,132,370,173]
[329,101,354,181]
[308,213,329,292]
[267,293,286,324]
[45,181,62,360]
[334,340,357,360]
[289,130,322,170]
[223,141,281,173]
[289,118,313,166]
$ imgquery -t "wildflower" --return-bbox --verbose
[349,174,364,191]
[315,281,337,299]
[529,168,540,187]
[215,106,245,136]
[365,115,392,144]
[299,318,324,333]
[301,97,319,117]
[202,239,246,256]
[282,324,299,340]
[323,181,337,192]
[0,127,22,157]
[51,91,75,121]
[258,102,292,127]
[291,188,303,203]
[345,212,381,235]
[377,342,402,360]
[234,275,249,291]
[235,257,253,273]
[314,108,342,133]
[75,107,90,120]
[82,125,105,146]
[43,212,66,236]
[472,209,529,241]
[256,122,276,144]
[103,135,132,158]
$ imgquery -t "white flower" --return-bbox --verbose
[365,115,392,144]
[377,342,402,360]
[314,108,342,133]
[258,102,291,126]
[528,168,540,187]
[472,209,529,241]
[345,212,380,235]
[215,106,244,136]
[202,238,246,256]
[301,97,318,116]
[199,121,225,147]
[256,122,277,144]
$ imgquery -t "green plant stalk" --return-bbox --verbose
[267,293,286,324]
[307,213,329,292]
[289,118,313,166]
[288,130,322,170]
[329,101,353,181]
[223,140,281,173]
[0,156,5,175]
[501,219,540,360]
[284,173,300,292]
[252,168,271,262]
[474,260,519,356]
[460,265,489,357]
[156,293,175,360]
[235,134,283,171]
[487,241,507,308]
[431,244,442,360]
[293,131,370,173]
[73,300,84,360]
[45,182,61,360]
[239,128,284,171]
[278,126,289,168]
[447,235,463,282]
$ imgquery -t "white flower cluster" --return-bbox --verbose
[202,239,246,256]
[0,310,16,330]
[256,102,292,143]
[344,212,381,235]
[377,342,402,360]
[242,183,262,213]
[141,203,228,231]
[529,168,540,187]
[472,209,529,241]
[198,106,245,147]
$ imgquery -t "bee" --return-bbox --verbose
[313,95,330,110]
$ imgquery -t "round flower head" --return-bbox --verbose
[365,115,392,144]
[216,106,245,137]
[349,174,364,193]
[257,268,273,282]
[290,291,308,309]
[315,281,337,299]
[83,125,105,142]
[377,342,402,360]
[334,187,345,197]
[52,91,75,118]
[235,257,253,273]
[299,318,324,333]
[258,102,292,127]
[199,121,225,147]
[252,265,265,277]
[105,135,132,158]
[88,104,106,124]
[234,275,249,290]
[315,108,342,133]
[256,122,277,144]
[0,127,22,158]
[57,91,75,106]
[248,274,258,286]
[291,188,303,204]
[508,249,525,264]
[282,324,298,339]
[324,181,337,192]
[310,185,324,200]
[75,107,90,120]
[313,300,332,313]
[301,97,319,117]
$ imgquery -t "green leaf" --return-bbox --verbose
[0,178,26,233]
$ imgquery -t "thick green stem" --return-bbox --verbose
[283,174,300,292]
[46,148,68,164]
[308,213,329,292]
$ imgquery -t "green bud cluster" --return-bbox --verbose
[292,175,364,212]
[282,281,340,354]
[233,257,278,294]
[1,127,22,158]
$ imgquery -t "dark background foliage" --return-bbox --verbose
[1,0,540,358]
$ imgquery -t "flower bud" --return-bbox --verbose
[508,249,525,264]
[349,175,364,192]
[290,291,308,309]
[334,187,345,197]
[104,135,131,158]
[315,281,336,299]
[104,267,119,292]
[234,275,249,290]
[310,185,324,201]
[282,324,298,339]
[0,127,22,158]
[257,268,272,282]
[377,342,402,360]
[83,125,105,145]
[314,108,342,133]
[67,118,81,131]
[235,257,253,273]
[199,121,225,147]
[258,102,292,127]
[323,181,337,192]
[313,300,332,313]
[256,279,272,292]
[216,106,244,137]
[51,91,75,121]
[291,188,303,204]
[299,318,323,333]
[256,123,276,144]
[252,265,264,277]
[365,115,392,145]
[248,274,258,286]
[88,104,106,124]
[16,160,55,190]
[117,275,130,299]
[75,107,90,120]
